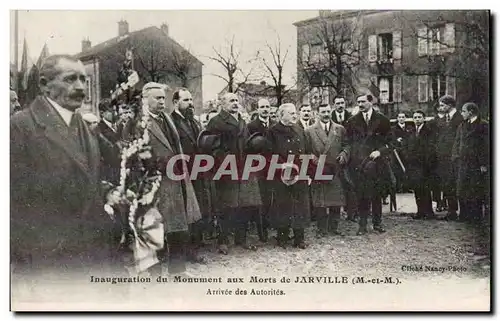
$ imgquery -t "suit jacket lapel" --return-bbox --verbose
[173,112,197,144]
[150,118,174,152]
[30,96,91,179]
[313,121,328,147]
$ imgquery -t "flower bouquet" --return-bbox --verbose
[102,51,165,275]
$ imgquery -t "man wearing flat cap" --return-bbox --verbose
[435,95,463,221]
[205,92,262,254]
[343,94,393,235]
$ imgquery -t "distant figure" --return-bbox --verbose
[10,90,21,115]
[269,106,278,122]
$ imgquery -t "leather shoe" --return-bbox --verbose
[293,242,308,249]
[331,230,345,237]
[217,244,229,255]
[356,229,368,236]
[373,225,386,233]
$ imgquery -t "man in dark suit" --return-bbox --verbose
[170,87,212,263]
[143,83,202,276]
[406,110,437,219]
[435,95,463,221]
[344,94,393,235]
[331,96,352,126]
[97,98,121,186]
[452,102,489,225]
[205,93,262,254]
[427,105,446,211]
[10,55,121,281]
[247,98,273,242]
[297,103,315,129]
[391,112,414,192]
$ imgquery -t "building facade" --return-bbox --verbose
[76,21,203,116]
[294,10,489,118]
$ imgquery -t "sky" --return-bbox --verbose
[10,10,318,102]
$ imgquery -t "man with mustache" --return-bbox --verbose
[305,103,348,237]
[204,92,262,254]
[170,87,212,264]
[298,103,314,129]
[266,103,312,249]
[247,98,273,243]
[11,55,123,288]
[143,83,201,277]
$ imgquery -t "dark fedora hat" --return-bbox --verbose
[245,132,269,154]
[359,157,379,178]
[197,129,222,154]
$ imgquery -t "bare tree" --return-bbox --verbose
[301,12,364,104]
[134,37,170,83]
[166,46,202,88]
[208,35,257,93]
[258,33,295,106]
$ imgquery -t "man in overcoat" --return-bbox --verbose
[170,87,213,263]
[305,104,349,237]
[452,102,489,224]
[205,93,262,254]
[144,82,202,275]
[405,110,437,219]
[331,96,352,127]
[247,98,273,242]
[391,112,414,193]
[266,103,311,249]
[10,55,121,280]
[344,94,393,235]
[435,95,463,221]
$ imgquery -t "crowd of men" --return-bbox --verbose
[10,54,490,280]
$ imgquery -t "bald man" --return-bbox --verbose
[205,93,262,254]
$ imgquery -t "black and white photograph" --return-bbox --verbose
[9,9,491,311]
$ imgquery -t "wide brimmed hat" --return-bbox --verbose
[245,132,269,154]
[197,129,222,154]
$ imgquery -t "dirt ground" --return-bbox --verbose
[12,193,491,311]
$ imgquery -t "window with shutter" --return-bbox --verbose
[393,75,402,102]
[443,23,455,53]
[379,77,390,104]
[301,44,310,64]
[368,35,377,62]
[392,31,402,60]
[418,75,428,102]
[310,44,323,65]
[418,27,428,57]
[428,28,440,55]
[446,76,456,98]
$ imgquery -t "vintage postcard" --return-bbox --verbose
[9,9,491,311]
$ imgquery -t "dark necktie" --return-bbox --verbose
[446,114,451,123]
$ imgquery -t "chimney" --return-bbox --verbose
[118,19,129,37]
[81,37,91,52]
[160,23,169,36]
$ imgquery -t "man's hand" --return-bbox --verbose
[480,166,487,173]
[369,150,381,159]
[397,137,403,143]
[337,154,347,165]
